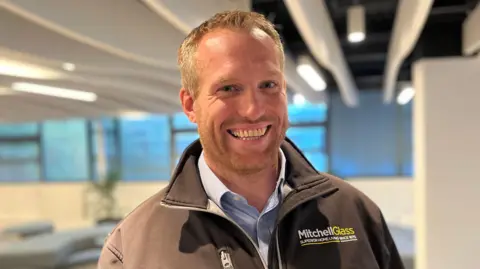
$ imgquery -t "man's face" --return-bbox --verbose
[181,28,288,175]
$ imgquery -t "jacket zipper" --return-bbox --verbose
[275,230,283,269]
[219,248,235,269]
[270,189,331,269]
[160,202,268,269]
[161,181,335,269]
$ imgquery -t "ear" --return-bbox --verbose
[179,88,197,123]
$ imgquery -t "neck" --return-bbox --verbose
[204,154,280,212]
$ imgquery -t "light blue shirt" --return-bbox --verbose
[198,149,286,265]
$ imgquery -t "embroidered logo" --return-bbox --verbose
[298,226,358,246]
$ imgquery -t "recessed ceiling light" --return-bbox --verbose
[293,93,306,106]
[296,56,327,91]
[11,82,97,102]
[0,59,62,79]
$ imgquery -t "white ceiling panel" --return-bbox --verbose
[143,0,251,32]
[2,0,185,69]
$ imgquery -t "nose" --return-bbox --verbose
[237,88,266,121]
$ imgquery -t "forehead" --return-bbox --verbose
[196,28,280,71]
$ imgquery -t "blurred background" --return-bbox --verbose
[0,0,478,268]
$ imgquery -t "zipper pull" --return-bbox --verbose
[219,248,235,269]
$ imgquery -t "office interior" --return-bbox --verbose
[0,0,478,268]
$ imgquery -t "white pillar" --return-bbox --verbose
[413,55,480,269]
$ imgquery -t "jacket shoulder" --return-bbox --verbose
[99,187,173,266]
[319,173,384,217]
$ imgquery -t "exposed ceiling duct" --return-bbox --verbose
[383,0,434,104]
[284,0,359,107]
[463,2,480,56]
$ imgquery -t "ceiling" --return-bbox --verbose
[0,0,477,123]
[253,0,478,92]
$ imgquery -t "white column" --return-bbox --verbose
[413,55,480,269]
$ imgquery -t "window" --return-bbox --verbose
[286,126,328,172]
[119,115,171,181]
[0,122,40,182]
[0,123,39,137]
[42,119,89,181]
[0,141,40,182]
[173,132,199,165]
[171,112,198,170]
[287,103,328,172]
[172,113,197,130]
[89,118,120,180]
[288,103,327,124]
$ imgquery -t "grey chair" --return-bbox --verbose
[388,224,415,269]
[1,221,54,239]
[0,224,115,269]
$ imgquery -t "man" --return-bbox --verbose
[98,11,404,269]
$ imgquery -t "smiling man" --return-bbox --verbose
[98,11,405,269]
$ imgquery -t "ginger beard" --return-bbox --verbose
[195,105,289,175]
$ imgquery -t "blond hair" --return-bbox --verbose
[177,10,284,98]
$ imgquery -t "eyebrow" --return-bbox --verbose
[214,69,282,85]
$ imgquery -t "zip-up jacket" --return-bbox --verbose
[98,138,405,269]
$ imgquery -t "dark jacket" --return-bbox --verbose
[98,138,405,269]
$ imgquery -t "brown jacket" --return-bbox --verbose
[98,138,405,269]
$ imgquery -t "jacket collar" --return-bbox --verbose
[161,137,336,209]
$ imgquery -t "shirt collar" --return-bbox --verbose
[198,149,287,208]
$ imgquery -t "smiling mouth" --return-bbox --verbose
[227,125,272,140]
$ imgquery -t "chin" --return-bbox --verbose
[228,151,275,172]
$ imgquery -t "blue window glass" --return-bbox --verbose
[286,126,326,152]
[120,115,171,181]
[91,131,117,158]
[286,126,328,172]
[0,142,40,181]
[174,132,199,164]
[288,103,327,124]
[400,102,413,176]
[90,132,119,181]
[42,119,89,181]
[89,118,119,180]
[172,112,197,130]
[0,122,39,137]
[91,118,116,132]
[303,152,329,173]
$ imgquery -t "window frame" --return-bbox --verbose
[0,123,42,182]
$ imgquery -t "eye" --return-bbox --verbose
[259,81,278,89]
[218,85,239,92]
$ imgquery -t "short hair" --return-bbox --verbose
[177,10,284,98]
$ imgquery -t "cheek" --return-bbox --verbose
[270,95,288,119]
[201,103,230,130]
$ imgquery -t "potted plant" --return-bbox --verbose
[87,169,123,225]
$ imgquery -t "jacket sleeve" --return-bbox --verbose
[98,230,124,269]
[98,244,124,268]
[380,215,406,269]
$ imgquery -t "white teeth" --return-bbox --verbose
[231,127,268,139]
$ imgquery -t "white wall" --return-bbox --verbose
[348,177,414,227]
[0,177,413,230]
[0,182,167,230]
[413,55,480,269]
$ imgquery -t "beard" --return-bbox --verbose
[197,114,288,176]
